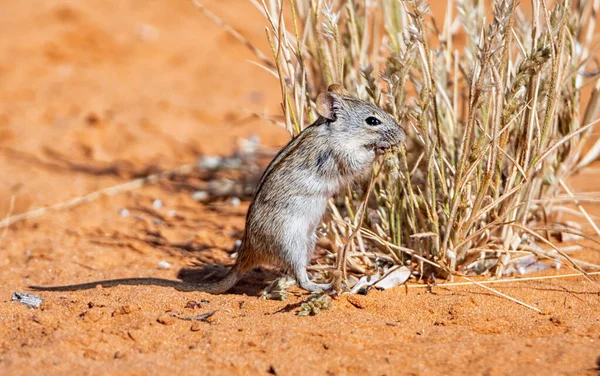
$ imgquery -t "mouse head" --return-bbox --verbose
[316,85,406,153]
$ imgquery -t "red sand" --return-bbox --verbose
[1,1,599,375]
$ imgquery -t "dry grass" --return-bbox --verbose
[199,0,600,285]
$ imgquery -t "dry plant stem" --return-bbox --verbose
[462,276,542,313]
[361,228,573,315]
[577,136,600,170]
[237,0,600,283]
[558,179,600,237]
[0,164,194,229]
[540,0,566,146]
[406,271,600,288]
[190,0,274,70]
[1,196,15,237]
[360,228,444,271]
[444,38,487,254]
[510,223,594,282]
[493,0,518,190]
[336,163,381,285]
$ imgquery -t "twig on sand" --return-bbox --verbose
[0,164,194,229]
[409,271,600,313]
[1,195,15,237]
[461,276,544,313]
[405,271,600,288]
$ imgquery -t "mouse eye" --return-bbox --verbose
[365,116,381,126]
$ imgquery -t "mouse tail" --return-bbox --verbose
[177,266,243,294]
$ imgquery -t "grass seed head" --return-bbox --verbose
[251,0,600,282]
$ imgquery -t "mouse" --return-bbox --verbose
[31,84,406,294]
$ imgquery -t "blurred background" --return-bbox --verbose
[0,0,289,217]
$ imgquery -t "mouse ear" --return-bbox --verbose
[327,84,349,96]
[316,92,337,120]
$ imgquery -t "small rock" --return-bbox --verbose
[157,260,171,270]
[157,314,176,325]
[114,350,126,359]
[167,210,177,217]
[190,322,202,332]
[127,329,140,341]
[346,295,366,309]
[83,349,100,360]
[119,208,130,217]
[82,310,103,323]
[185,300,204,309]
[85,112,100,126]
[237,134,261,155]
[372,266,411,290]
[191,191,209,202]
[152,199,163,209]
[12,292,43,308]
[230,197,241,207]
[112,305,138,316]
[151,217,164,225]
[198,156,222,170]
[549,316,564,326]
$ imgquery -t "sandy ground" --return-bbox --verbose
[1,1,600,375]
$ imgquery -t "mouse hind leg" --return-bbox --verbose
[285,234,332,293]
[294,267,332,292]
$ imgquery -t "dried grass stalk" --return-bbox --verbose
[236,0,600,282]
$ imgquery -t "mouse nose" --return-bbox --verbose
[386,126,405,145]
[398,127,406,143]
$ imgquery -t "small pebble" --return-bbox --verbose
[157,260,171,270]
[346,295,366,309]
[85,112,100,125]
[192,191,209,201]
[185,300,205,309]
[119,208,130,217]
[83,310,103,323]
[152,200,163,209]
[238,134,261,154]
[112,305,138,316]
[31,314,43,324]
[198,156,222,170]
[157,314,176,325]
[167,210,177,217]
[190,322,202,332]
[12,292,43,308]
[230,197,241,207]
